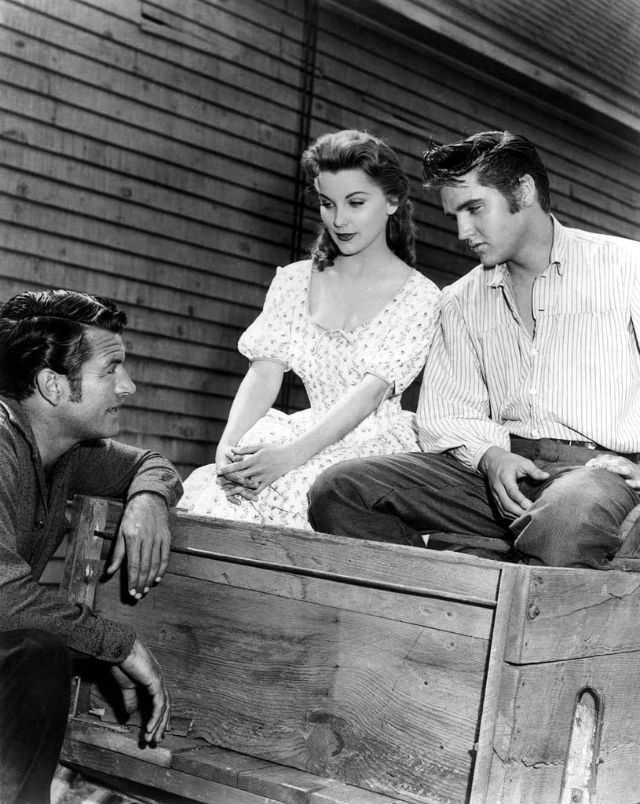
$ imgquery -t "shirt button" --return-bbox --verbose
[530,387,538,395]
[530,347,538,357]
[36,519,45,529]
[531,429,540,438]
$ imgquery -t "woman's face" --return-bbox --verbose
[315,169,397,258]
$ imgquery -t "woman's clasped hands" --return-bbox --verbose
[215,441,298,503]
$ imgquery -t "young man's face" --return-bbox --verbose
[60,327,136,441]
[440,169,529,268]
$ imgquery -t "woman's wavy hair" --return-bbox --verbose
[301,129,416,271]
[0,289,127,401]
[422,130,551,213]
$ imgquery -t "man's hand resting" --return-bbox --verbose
[479,446,550,519]
[111,638,170,745]
[586,453,640,490]
[106,492,171,599]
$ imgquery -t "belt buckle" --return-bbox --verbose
[584,441,597,450]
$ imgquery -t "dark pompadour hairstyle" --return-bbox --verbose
[301,129,416,270]
[422,130,551,213]
[0,289,127,400]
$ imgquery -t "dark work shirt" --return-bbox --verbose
[0,396,183,662]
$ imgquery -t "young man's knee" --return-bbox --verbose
[515,467,638,567]
[309,459,364,506]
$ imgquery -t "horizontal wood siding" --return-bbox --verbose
[1,0,638,478]
[309,3,640,287]
[0,0,309,475]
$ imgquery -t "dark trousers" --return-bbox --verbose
[0,629,71,804]
[308,442,640,568]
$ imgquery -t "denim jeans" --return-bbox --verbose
[0,629,71,804]
[308,441,640,568]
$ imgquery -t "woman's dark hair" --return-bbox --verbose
[0,289,127,401]
[422,130,551,213]
[301,129,416,271]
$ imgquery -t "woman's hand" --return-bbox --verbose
[217,442,297,495]
[215,440,258,503]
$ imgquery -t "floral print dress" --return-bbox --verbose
[179,260,441,530]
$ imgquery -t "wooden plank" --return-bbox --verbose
[172,744,273,784]
[0,136,296,238]
[71,0,305,86]
[309,784,406,804]
[166,512,502,602]
[61,739,285,803]
[141,0,306,66]
[2,2,304,119]
[112,406,222,444]
[0,193,291,273]
[0,218,277,289]
[469,564,527,804]
[39,535,69,585]
[62,496,112,608]
[0,82,296,192]
[489,654,640,803]
[1,165,294,251]
[0,50,299,163]
[504,567,640,662]
[167,552,495,639]
[238,765,329,804]
[64,717,201,768]
[0,112,298,238]
[91,567,489,802]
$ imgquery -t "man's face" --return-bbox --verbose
[440,169,528,268]
[60,328,135,440]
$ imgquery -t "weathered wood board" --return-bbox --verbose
[61,497,640,804]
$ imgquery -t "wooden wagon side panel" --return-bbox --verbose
[89,549,494,803]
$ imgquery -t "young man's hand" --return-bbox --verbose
[106,492,171,599]
[586,453,640,489]
[479,446,550,519]
[113,638,170,745]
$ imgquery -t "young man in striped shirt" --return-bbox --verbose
[308,130,640,569]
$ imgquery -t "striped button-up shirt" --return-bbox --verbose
[418,217,640,469]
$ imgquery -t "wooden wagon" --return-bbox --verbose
[59,495,640,803]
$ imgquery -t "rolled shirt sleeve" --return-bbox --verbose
[0,420,183,663]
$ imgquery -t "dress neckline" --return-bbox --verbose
[304,261,416,335]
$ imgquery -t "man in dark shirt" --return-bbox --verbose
[0,289,183,803]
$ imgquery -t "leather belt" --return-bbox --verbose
[510,435,639,462]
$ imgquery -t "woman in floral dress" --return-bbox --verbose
[179,129,441,529]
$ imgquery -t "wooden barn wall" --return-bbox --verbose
[1,0,638,480]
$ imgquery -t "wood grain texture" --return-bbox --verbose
[504,567,640,662]
[61,738,286,803]
[489,654,640,803]
[92,568,489,802]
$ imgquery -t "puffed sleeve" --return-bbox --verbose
[357,272,441,394]
[238,264,304,369]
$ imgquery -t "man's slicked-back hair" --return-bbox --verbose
[422,130,551,213]
[0,289,127,401]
